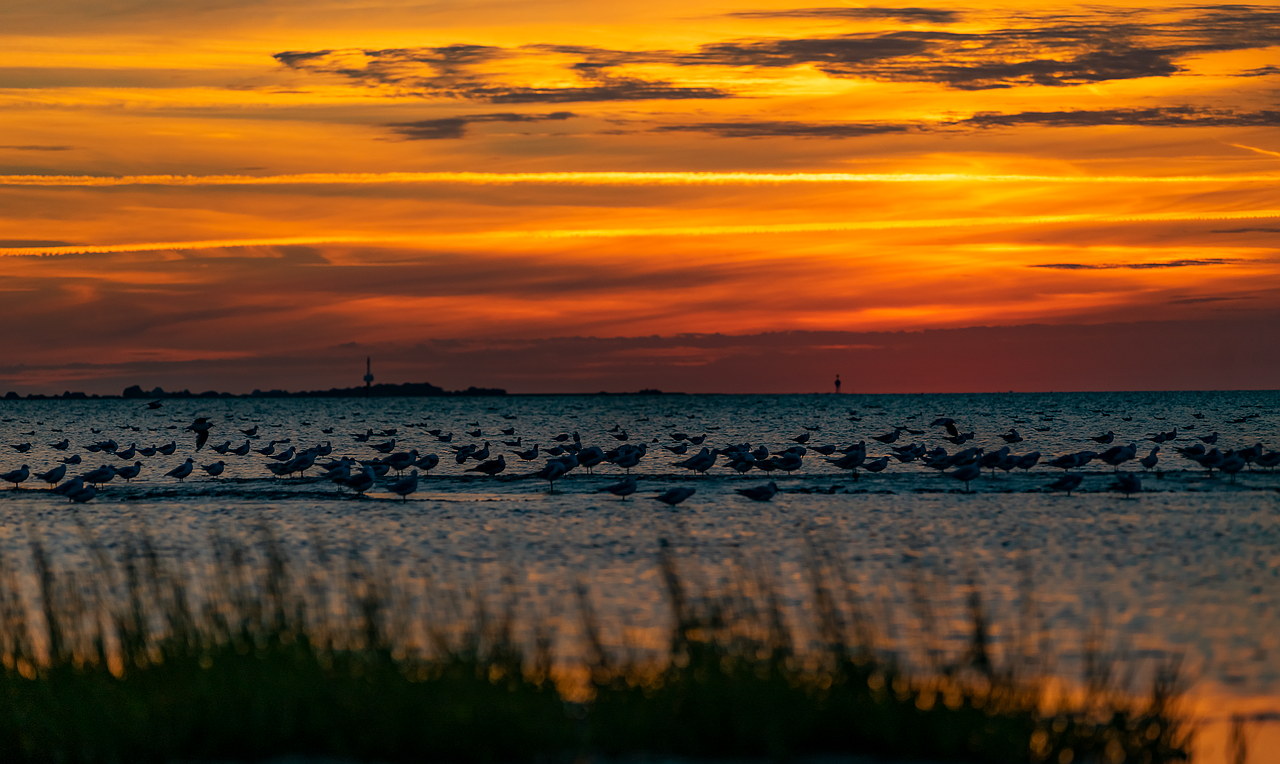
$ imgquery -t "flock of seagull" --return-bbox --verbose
[2,405,1276,505]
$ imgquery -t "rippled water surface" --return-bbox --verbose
[2,391,1278,757]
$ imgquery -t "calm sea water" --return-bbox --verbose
[1,391,1278,757]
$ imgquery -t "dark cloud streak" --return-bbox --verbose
[386,111,575,140]
[654,120,911,138]
[727,6,960,23]
[1032,259,1245,270]
[961,107,1280,128]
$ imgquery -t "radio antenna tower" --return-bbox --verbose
[364,357,374,397]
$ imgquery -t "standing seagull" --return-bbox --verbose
[2,465,31,489]
[948,463,981,492]
[601,476,637,499]
[736,481,778,501]
[1110,473,1141,498]
[536,460,567,492]
[1047,474,1084,496]
[82,465,117,487]
[389,470,419,501]
[343,467,376,496]
[466,454,507,477]
[67,484,97,503]
[37,464,67,488]
[166,458,195,482]
[654,487,696,506]
[1139,446,1160,471]
[116,462,143,482]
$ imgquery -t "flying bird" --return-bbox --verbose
[185,418,213,451]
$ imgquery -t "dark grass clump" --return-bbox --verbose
[585,539,1191,764]
[0,526,1191,763]
[0,530,570,763]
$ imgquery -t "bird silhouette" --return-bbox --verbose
[601,476,637,499]
[1047,474,1084,496]
[185,418,213,450]
[736,481,778,501]
[389,470,419,501]
[948,463,981,492]
[654,487,696,506]
[165,458,195,481]
[535,460,567,492]
[36,464,67,487]
[2,465,31,489]
[1110,473,1141,498]
[467,455,507,477]
[82,465,117,487]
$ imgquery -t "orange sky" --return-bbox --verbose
[2,1,1278,393]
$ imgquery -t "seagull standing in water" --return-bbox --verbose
[736,481,778,501]
[116,461,142,482]
[535,460,567,492]
[82,465,117,487]
[166,458,195,482]
[343,466,376,495]
[1110,473,1141,498]
[466,454,506,477]
[389,470,419,501]
[1047,474,1084,496]
[1139,447,1160,471]
[601,475,637,499]
[947,463,981,492]
[2,465,30,489]
[654,487,696,506]
[37,464,67,488]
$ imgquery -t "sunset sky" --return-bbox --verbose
[2,0,1278,394]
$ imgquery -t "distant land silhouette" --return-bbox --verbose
[3,382,506,400]
[2,385,677,400]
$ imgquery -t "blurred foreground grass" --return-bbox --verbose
[0,525,1189,763]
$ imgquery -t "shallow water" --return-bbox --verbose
[1,391,1278,760]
